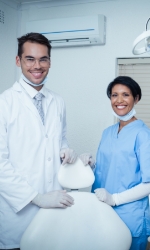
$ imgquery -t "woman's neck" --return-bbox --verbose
[118,116,137,132]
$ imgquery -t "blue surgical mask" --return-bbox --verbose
[112,108,136,121]
[21,73,48,87]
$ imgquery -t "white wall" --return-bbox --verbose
[0,0,18,92]
[17,0,150,157]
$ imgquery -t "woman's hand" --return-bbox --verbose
[94,188,115,206]
[79,153,95,169]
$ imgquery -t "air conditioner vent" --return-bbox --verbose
[26,15,106,48]
[0,10,4,24]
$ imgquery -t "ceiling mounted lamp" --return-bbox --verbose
[132,18,150,55]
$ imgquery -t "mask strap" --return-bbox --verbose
[21,73,48,87]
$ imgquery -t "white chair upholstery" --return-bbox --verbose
[20,158,132,250]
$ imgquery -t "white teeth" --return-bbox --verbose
[31,72,42,76]
[117,106,126,109]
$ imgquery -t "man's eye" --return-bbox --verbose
[27,58,34,61]
[40,59,47,62]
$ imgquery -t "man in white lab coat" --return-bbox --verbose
[0,32,76,250]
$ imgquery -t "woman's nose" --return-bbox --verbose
[116,95,123,103]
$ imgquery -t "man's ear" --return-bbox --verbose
[16,56,21,67]
[135,95,139,105]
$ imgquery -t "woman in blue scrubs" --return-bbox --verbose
[82,76,150,250]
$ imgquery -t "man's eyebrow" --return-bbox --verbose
[24,56,50,59]
[40,56,50,59]
[25,56,34,58]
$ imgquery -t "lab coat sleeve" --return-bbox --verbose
[91,137,104,193]
[60,100,68,149]
[0,98,38,213]
[136,129,150,183]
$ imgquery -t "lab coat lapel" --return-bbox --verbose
[44,89,53,117]
[12,81,42,122]
[21,92,41,121]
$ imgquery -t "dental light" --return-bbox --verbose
[132,18,150,55]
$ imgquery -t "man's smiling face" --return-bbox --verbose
[16,41,50,85]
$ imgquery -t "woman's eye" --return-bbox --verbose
[111,94,117,97]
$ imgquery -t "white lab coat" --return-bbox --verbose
[0,80,68,249]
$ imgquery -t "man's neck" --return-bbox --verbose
[21,74,47,91]
[26,81,43,91]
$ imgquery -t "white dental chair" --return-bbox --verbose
[20,158,132,250]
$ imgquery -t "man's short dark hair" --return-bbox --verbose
[17,32,51,57]
[106,76,142,101]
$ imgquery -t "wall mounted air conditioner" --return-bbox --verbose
[26,15,106,47]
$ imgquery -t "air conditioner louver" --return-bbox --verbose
[26,15,106,48]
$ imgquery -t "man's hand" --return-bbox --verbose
[94,188,115,206]
[32,190,74,208]
[60,148,77,165]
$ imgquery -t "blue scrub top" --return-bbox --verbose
[92,120,150,237]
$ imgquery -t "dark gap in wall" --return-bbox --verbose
[0,10,4,24]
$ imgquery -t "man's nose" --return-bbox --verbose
[34,59,41,68]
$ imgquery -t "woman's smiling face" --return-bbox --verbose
[110,84,138,116]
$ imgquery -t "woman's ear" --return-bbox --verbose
[134,95,139,105]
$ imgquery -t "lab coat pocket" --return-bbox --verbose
[22,174,29,182]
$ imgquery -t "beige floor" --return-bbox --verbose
[146,241,150,250]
